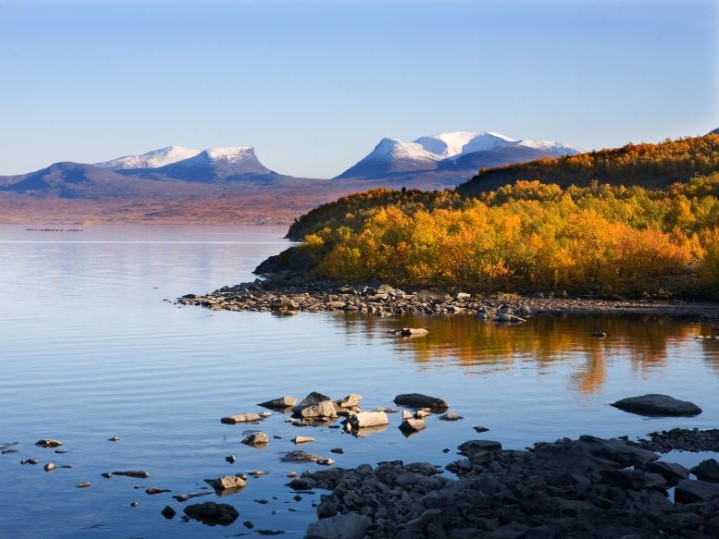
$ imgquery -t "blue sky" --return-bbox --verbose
[0,0,716,178]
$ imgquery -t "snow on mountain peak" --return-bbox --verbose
[516,139,582,155]
[204,146,256,162]
[96,146,200,170]
[372,138,440,162]
[413,131,519,159]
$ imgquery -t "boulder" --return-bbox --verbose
[458,440,502,456]
[336,393,362,408]
[346,411,389,430]
[675,479,719,503]
[399,418,426,434]
[305,512,372,539]
[35,439,63,448]
[293,392,338,419]
[220,412,263,424]
[206,476,246,491]
[644,460,689,484]
[241,432,268,446]
[610,394,702,417]
[691,458,719,482]
[258,396,297,410]
[394,393,449,411]
[292,436,316,444]
[184,501,239,526]
[439,412,463,421]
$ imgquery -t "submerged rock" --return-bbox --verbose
[611,394,702,417]
[221,412,264,424]
[35,439,63,448]
[394,393,449,411]
[184,501,239,526]
[111,470,150,479]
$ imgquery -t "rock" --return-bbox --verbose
[20,459,38,465]
[206,475,246,491]
[394,393,449,411]
[293,392,338,419]
[401,410,413,420]
[458,440,502,455]
[221,412,263,424]
[173,491,212,502]
[258,396,297,410]
[592,331,608,337]
[76,482,91,488]
[161,505,176,519]
[691,458,719,482]
[336,393,363,408]
[101,472,112,478]
[184,501,239,526]
[241,432,268,446]
[287,477,316,490]
[145,487,171,495]
[35,439,62,448]
[389,327,429,337]
[330,448,344,454]
[644,460,689,484]
[243,520,255,528]
[346,411,389,430]
[108,436,120,442]
[414,408,431,419]
[576,435,658,467]
[43,463,56,472]
[281,450,334,466]
[399,418,426,434]
[675,479,719,503]
[305,512,372,539]
[439,412,463,421]
[111,470,150,478]
[473,426,489,433]
[292,436,316,444]
[610,394,702,417]
[225,455,236,464]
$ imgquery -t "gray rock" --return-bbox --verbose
[184,501,239,526]
[282,450,334,465]
[242,432,269,446]
[305,512,371,539]
[399,418,426,434]
[691,458,719,482]
[294,392,338,419]
[394,393,449,411]
[675,479,719,503]
[336,393,363,408]
[457,440,502,455]
[645,460,689,484]
[346,411,389,430]
[439,412,463,421]
[610,394,702,417]
[258,396,297,410]
[221,412,263,424]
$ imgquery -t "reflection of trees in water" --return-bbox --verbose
[331,313,707,394]
[699,323,719,373]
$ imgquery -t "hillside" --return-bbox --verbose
[458,134,719,195]
[259,133,719,298]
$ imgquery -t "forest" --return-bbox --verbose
[280,134,719,298]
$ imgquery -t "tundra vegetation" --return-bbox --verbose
[284,135,719,298]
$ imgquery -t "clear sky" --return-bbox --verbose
[0,0,716,178]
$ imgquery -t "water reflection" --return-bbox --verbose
[332,314,718,395]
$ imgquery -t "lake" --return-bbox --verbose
[0,225,717,538]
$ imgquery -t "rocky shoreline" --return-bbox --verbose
[178,279,719,320]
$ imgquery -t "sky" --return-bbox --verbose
[0,0,716,178]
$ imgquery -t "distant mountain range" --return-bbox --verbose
[336,131,581,179]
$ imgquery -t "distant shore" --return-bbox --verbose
[179,279,719,320]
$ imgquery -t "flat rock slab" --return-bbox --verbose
[394,393,449,411]
[305,512,371,539]
[458,440,502,455]
[258,396,297,410]
[610,394,702,417]
[221,412,263,424]
[675,479,719,503]
[184,502,239,526]
[111,470,150,479]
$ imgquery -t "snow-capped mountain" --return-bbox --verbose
[95,146,201,170]
[337,131,582,179]
[104,146,279,183]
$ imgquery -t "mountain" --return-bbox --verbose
[336,131,581,180]
[95,146,200,170]
[113,146,280,182]
[0,162,153,199]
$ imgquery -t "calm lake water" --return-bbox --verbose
[0,225,718,538]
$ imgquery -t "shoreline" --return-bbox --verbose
[179,279,719,320]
